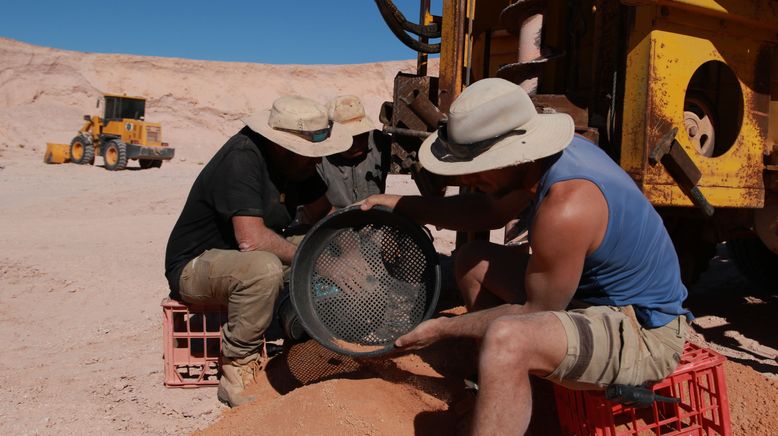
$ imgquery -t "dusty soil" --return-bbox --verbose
[1,38,777,435]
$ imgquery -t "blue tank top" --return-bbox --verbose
[529,136,691,328]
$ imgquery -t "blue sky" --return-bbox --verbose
[0,1,441,64]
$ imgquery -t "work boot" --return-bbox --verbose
[217,353,261,407]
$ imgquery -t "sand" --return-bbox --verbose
[1,37,777,435]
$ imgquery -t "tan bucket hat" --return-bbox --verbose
[242,96,352,157]
[419,78,574,176]
[327,95,375,137]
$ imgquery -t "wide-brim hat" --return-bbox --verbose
[243,96,352,158]
[327,95,375,137]
[419,78,574,176]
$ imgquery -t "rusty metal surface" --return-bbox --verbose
[385,73,440,175]
[648,127,716,215]
[495,52,564,88]
[406,93,446,129]
[383,126,432,139]
[390,73,439,132]
[532,94,589,126]
[620,5,767,208]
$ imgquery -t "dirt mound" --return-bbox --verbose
[198,340,470,436]
[725,360,778,435]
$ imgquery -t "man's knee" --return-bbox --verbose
[482,313,567,375]
[481,317,530,368]
[231,251,284,291]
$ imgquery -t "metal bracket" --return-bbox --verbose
[649,127,715,217]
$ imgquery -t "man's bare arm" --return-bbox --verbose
[232,216,296,264]
[396,180,608,349]
[521,180,607,312]
[361,190,532,232]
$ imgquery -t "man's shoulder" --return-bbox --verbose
[536,179,609,235]
[542,180,606,218]
[214,130,266,165]
[223,129,262,153]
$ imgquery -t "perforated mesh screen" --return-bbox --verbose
[310,224,435,346]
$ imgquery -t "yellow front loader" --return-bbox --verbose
[67,94,174,170]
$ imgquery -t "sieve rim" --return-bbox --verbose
[289,205,441,357]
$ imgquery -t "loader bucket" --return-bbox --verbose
[44,143,71,164]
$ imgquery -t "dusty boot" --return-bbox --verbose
[217,353,261,407]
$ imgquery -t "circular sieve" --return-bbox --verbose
[289,205,440,357]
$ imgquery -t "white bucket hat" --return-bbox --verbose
[242,96,352,157]
[327,95,375,137]
[419,78,574,176]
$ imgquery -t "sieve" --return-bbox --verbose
[289,205,440,357]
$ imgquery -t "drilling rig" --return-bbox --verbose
[375,0,778,287]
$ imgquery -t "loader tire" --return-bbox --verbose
[70,135,95,165]
[104,140,128,171]
[139,159,162,169]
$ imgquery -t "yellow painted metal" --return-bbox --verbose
[43,143,70,164]
[78,114,163,154]
[463,0,477,75]
[621,0,778,31]
[99,119,162,146]
[439,0,468,112]
[621,5,769,208]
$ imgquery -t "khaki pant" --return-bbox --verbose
[545,305,687,390]
[178,236,305,359]
[179,249,285,359]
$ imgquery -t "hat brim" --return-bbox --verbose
[242,110,352,158]
[339,116,375,137]
[418,113,575,176]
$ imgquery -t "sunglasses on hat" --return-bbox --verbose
[273,124,332,143]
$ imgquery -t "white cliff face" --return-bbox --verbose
[0,37,437,162]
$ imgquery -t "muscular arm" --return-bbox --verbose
[232,216,296,264]
[362,190,533,232]
[396,180,608,347]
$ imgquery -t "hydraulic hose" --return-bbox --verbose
[374,0,441,54]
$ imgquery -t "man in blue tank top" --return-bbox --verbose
[362,78,691,435]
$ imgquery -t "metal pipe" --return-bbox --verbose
[518,13,543,94]
[383,126,433,138]
[401,94,446,129]
[374,0,441,53]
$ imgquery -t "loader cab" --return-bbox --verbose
[103,95,145,121]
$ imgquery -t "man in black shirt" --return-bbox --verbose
[165,96,350,407]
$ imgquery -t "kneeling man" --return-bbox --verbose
[165,96,350,407]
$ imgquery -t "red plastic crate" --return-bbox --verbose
[554,342,731,436]
[161,298,227,388]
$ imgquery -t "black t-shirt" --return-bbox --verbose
[164,127,326,297]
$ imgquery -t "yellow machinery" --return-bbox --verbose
[376,0,778,285]
[66,94,174,170]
